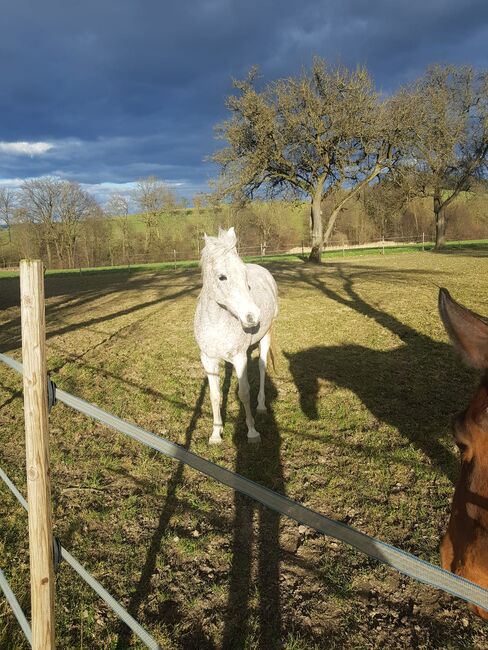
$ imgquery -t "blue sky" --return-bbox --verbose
[1,0,487,206]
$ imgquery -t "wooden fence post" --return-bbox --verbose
[20,259,55,650]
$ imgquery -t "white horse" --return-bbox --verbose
[194,227,278,444]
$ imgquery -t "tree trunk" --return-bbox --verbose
[433,190,446,250]
[144,228,150,255]
[84,240,91,267]
[45,241,52,268]
[323,204,343,246]
[308,190,323,264]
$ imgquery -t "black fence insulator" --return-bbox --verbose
[47,377,56,412]
[52,537,62,571]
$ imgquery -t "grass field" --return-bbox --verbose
[1,245,488,648]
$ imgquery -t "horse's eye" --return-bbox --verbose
[456,441,468,454]
[218,274,227,281]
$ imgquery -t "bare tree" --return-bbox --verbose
[19,177,62,266]
[80,207,110,268]
[0,187,17,243]
[211,59,405,263]
[19,177,100,267]
[399,65,488,249]
[132,176,178,254]
[106,193,132,263]
[58,181,97,267]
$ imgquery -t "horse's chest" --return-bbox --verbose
[194,303,251,360]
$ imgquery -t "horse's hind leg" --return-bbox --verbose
[201,352,223,444]
[233,352,261,443]
[257,330,271,413]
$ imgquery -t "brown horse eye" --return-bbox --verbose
[218,274,227,281]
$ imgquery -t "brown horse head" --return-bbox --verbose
[438,288,488,618]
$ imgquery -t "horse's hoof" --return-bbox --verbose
[247,433,261,444]
[209,435,222,445]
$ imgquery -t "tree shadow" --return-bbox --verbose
[0,266,201,311]
[0,281,199,355]
[221,358,284,650]
[0,266,201,361]
[283,264,477,482]
[114,379,207,650]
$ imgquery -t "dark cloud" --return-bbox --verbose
[1,0,487,204]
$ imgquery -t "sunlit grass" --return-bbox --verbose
[1,246,488,648]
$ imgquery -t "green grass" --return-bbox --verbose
[1,247,488,648]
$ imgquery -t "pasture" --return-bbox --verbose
[1,248,488,649]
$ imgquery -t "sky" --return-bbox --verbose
[1,0,488,207]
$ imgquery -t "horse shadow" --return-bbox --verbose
[283,265,477,483]
[114,380,210,650]
[221,358,284,650]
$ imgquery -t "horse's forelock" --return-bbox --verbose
[201,238,237,266]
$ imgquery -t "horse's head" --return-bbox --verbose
[439,288,488,463]
[438,288,488,614]
[201,227,261,329]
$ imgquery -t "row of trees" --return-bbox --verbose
[0,176,187,268]
[0,176,309,268]
[211,60,488,262]
[2,179,487,270]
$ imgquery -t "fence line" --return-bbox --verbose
[0,465,159,650]
[0,566,32,645]
[4,234,488,273]
[0,232,442,273]
[3,350,488,646]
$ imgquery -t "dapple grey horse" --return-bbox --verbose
[194,227,278,444]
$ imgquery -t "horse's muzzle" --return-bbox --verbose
[244,312,259,327]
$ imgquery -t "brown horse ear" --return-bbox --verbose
[439,288,488,369]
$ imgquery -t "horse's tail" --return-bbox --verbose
[267,323,277,373]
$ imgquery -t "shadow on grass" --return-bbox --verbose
[0,280,199,355]
[221,358,284,650]
[114,379,209,650]
[283,263,477,482]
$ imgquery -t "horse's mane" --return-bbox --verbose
[200,236,236,267]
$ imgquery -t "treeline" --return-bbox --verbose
[1,178,487,270]
[0,179,305,268]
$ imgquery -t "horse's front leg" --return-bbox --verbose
[233,352,261,443]
[257,329,271,413]
[201,352,223,444]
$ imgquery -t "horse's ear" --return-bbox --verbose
[439,288,488,369]
[226,226,237,247]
